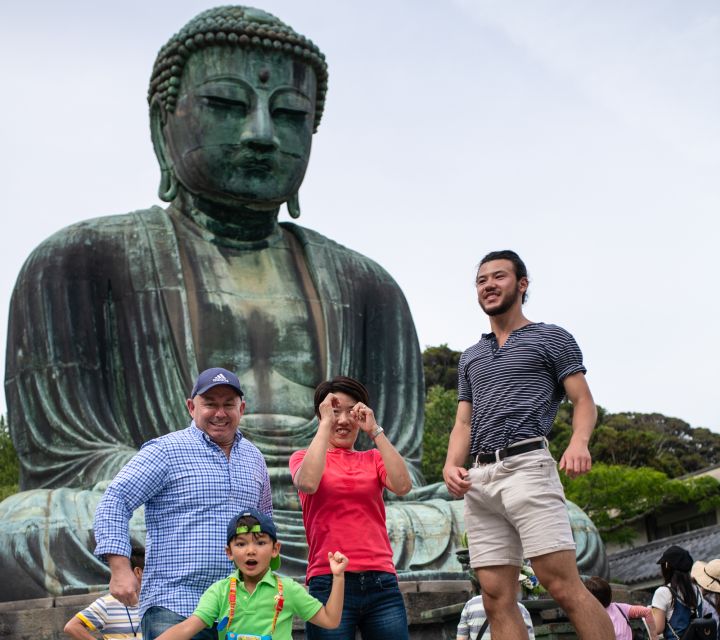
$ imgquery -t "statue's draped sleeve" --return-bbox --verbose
[5,207,197,490]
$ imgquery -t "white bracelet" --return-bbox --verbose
[370,425,384,440]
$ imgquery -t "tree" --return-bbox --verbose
[422,344,461,392]
[422,386,458,484]
[0,415,19,502]
[561,463,720,545]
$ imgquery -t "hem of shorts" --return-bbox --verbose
[522,542,576,559]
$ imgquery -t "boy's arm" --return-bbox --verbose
[63,616,98,640]
[307,552,348,629]
[155,615,207,640]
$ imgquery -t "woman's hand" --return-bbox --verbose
[318,393,340,424]
[351,402,377,435]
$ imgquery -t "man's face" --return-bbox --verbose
[186,385,245,447]
[163,46,316,209]
[476,259,527,316]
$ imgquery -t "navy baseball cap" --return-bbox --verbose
[191,368,244,398]
[227,509,280,570]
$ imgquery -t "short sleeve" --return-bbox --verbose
[545,326,586,383]
[289,450,307,480]
[75,596,110,631]
[285,577,323,621]
[456,601,470,639]
[457,351,472,403]
[373,449,388,487]
[193,579,225,627]
[651,585,672,613]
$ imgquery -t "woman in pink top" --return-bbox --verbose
[289,376,412,640]
[584,576,656,640]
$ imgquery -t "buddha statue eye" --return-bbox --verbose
[200,95,249,115]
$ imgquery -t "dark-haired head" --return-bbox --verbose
[313,376,369,418]
[584,576,612,608]
[478,250,529,304]
[130,547,145,571]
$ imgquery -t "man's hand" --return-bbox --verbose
[443,465,472,497]
[558,441,592,478]
[328,551,349,576]
[107,555,139,606]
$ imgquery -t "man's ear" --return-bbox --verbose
[519,277,529,294]
[186,398,195,418]
[150,99,178,202]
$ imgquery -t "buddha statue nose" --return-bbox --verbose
[240,102,278,151]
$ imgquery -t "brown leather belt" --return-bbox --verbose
[473,439,546,464]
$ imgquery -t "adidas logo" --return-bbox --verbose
[212,373,229,383]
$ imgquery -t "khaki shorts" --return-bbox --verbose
[464,446,575,568]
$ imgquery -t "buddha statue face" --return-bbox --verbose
[153,45,317,211]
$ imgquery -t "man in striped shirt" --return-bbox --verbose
[443,250,613,640]
[94,368,272,640]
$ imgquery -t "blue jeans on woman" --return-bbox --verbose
[141,606,217,640]
[306,571,409,639]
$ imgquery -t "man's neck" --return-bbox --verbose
[488,307,531,346]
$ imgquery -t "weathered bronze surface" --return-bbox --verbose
[0,6,605,600]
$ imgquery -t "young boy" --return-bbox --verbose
[64,548,144,639]
[156,508,348,640]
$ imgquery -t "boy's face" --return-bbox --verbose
[226,532,280,582]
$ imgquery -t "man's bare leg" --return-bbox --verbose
[475,565,529,640]
[531,550,614,640]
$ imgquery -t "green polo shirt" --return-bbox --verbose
[193,570,323,639]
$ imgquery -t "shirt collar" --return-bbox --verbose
[234,567,276,593]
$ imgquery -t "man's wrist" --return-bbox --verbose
[370,425,384,441]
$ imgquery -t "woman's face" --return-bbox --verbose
[326,391,361,450]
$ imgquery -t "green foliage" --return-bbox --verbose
[561,463,720,545]
[422,386,458,484]
[0,415,19,500]
[422,344,461,392]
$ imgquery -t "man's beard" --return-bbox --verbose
[481,288,522,316]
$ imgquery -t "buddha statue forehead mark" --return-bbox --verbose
[149,5,329,132]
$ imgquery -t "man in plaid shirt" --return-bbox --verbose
[94,368,272,640]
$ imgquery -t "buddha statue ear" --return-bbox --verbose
[287,191,301,219]
[150,100,179,203]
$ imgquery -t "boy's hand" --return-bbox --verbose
[327,551,349,575]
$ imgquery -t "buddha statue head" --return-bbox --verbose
[148,6,329,220]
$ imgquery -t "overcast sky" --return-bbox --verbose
[1,1,719,431]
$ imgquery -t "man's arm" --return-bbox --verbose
[63,616,98,640]
[558,372,597,478]
[94,443,168,604]
[443,401,473,497]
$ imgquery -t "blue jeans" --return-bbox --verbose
[306,572,409,640]
[141,606,217,640]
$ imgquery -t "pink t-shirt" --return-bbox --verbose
[289,448,396,581]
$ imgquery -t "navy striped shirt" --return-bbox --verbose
[458,323,586,455]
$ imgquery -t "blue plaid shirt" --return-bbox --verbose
[94,422,272,617]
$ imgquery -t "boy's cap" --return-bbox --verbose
[191,368,244,398]
[227,509,280,570]
[657,545,693,572]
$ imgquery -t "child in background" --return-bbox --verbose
[584,576,656,640]
[64,548,144,639]
[156,508,348,640]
